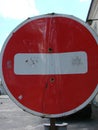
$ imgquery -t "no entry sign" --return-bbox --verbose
[1,14,98,118]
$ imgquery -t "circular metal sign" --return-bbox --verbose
[1,14,98,118]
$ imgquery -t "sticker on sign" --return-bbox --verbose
[14,51,87,75]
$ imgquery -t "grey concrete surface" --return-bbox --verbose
[0,95,48,130]
[0,95,98,130]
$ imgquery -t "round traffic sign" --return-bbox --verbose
[1,14,98,118]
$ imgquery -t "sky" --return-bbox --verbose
[0,0,91,51]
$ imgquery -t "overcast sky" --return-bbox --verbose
[0,0,91,50]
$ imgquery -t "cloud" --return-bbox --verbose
[0,0,39,19]
[80,0,91,2]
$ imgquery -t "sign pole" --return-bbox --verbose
[50,118,57,130]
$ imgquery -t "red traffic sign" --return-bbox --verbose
[1,14,98,118]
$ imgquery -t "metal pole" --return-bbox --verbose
[50,118,57,130]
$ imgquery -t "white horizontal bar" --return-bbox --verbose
[14,51,88,75]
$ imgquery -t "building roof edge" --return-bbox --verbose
[86,0,94,22]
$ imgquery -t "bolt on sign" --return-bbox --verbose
[1,14,98,118]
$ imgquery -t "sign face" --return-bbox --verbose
[1,14,98,118]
